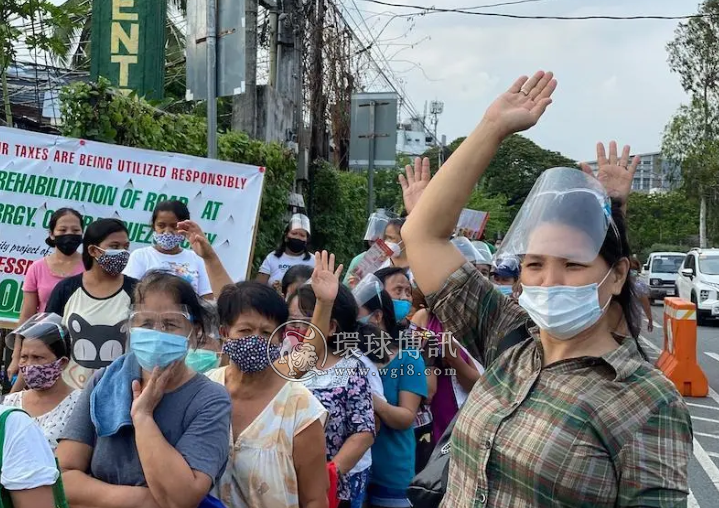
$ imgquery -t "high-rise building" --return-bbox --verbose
[584,151,681,194]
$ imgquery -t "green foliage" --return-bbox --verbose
[372,169,404,213]
[481,134,577,212]
[309,164,369,268]
[626,192,699,260]
[59,79,297,274]
[466,190,511,241]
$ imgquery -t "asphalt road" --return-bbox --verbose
[640,304,719,507]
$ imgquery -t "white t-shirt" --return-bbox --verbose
[0,406,58,491]
[124,247,212,296]
[258,251,315,285]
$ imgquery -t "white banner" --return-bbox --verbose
[0,126,265,322]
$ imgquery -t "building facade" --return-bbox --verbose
[396,117,434,156]
[585,151,681,194]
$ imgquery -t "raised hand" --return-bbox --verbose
[482,71,557,139]
[399,157,431,215]
[177,220,215,260]
[580,141,639,206]
[311,251,344,303]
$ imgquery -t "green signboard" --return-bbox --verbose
[90,0,166,99]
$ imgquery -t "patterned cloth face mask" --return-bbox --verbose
[153,231,185,251]
[95,248,130,276]
[223,335,281,373]
[20,358,64,390]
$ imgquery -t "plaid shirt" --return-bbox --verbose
[427,263,692,508]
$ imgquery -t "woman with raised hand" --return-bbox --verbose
[402,71,691,507]
[288,258,375,508]
[124,200,213,299]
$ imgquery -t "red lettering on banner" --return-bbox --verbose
[0,257,34,276]
[170,167,249,190]
[79,153,113,171]
[14,144,48,161]
[53,150,76,164]
[0,142,8,156]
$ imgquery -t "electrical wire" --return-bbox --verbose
[356,0,719,21]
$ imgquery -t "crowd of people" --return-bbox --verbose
[0,70,692,508]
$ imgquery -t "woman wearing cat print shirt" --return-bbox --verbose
[46,219,138,390]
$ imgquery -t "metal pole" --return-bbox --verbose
[368,100,376,215]
[207,0,218,158]
[269,11,278,88]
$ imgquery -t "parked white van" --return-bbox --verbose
[642,252,686,304]
[676,248,719,324]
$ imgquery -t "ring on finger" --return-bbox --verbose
[520,89,529,96]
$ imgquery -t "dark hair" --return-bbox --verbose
[600,201,642,342]
[374,266,409,286]
[82,218,128,270]
[385,218,405,235]
[134,271,212,347]
[45,208,83,247]
[288,284,358,352]
[151,200,190,227]
[274,225,312,260]
[282,264,314,296]
[362,288,398,339]
[23,326,71,360]
[217,281,289,329]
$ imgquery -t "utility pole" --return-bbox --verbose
[308,0,326,217]
[206,0,218,158]
[232,0,258,137]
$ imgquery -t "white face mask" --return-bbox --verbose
[518,269,614,341]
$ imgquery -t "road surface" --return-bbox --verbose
[641,304,719,507]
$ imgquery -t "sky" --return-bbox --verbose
[347,0,699,162]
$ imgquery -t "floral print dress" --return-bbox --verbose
[303,356,376,501]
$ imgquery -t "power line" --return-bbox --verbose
[356,0,719,21]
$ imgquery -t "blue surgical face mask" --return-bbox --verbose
[185,349,221,373]
[392,299,412,322]
[494,284,514,296]
[130,327,189,371]
[358,314,373,325]
[518,270,613,341]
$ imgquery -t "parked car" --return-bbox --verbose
[642,252,685,304]
[676,248,719,325]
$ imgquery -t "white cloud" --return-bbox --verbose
[354,0,697,160]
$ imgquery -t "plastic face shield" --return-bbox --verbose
[352,274,384,308]
[7,313,65,351]
[451,236,483,264]
[364,209,395,242]
[129,304,194,336]
[495,167,613,264]
[289,213,311,235]
[471,241,494,265]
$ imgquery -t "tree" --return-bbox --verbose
[626,191,699,259]
[480,134,576,212]
[0,0,77,125]
[665,0,719,247]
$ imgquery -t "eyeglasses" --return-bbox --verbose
[129,308,193,334]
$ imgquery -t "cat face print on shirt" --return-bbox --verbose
[68,314,127,369]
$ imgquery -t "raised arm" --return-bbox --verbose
[177,220,233,297]
[402,71,556,295]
